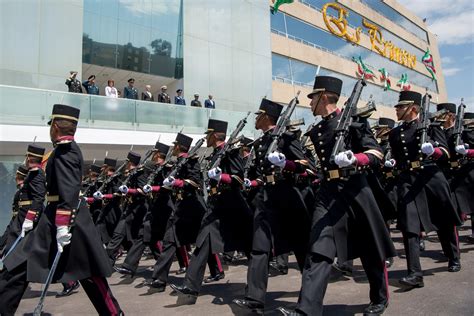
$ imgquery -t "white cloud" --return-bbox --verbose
[118,0,180,16]
[441,56,453,64]
[443,67,462,76]
[397,0,473,19]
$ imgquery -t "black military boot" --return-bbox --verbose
[143,279,166,292]
[170,284,198,304]
[448,259,461,272]
[204,272,225,283]
[114,265,135,277]
[363,301,388,315]
[232,298,264,314]
[399,275,424,288]
[277,306,305,315]
[56,281,80,298]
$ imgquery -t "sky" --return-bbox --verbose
[397,0,474,111]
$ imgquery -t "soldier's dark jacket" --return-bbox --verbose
[388,119,461,235]
[195,144,253,254]
[65,78,82,93]
[162,153,206,247]
[0,189,21,251]
[251,128,310,257]
[440,125,474,215]
[83,178,102,223]
[1,169,46,254]
[124,86,138,99]
[4,139,112,283]
[308,111,396,262]
[95,174,123,244]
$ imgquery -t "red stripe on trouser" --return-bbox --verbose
[214,254,223,273]
[156,241,163,253]
[383,260,389,301]
[91,276,119,316]
[178,246,189,267]
[454,226,460,254]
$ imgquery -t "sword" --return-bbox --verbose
[33,197,84,315]
[0,235,23,270]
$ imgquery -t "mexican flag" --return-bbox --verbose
[272,0,294,14]
[353,56,375,80]
[378,68,391,91]
[421,48,437,81]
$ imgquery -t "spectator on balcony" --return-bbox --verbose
[65,71,83,93]
[142,85,154,101]
[174,89,186,105]
[124,78,138,99]
[204,94,216,109]
[82,75,99,95]
[190,93,202,107]
[105,80,118,98]
[157,85,171,103]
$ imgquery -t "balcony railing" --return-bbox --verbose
[0,85,256,136]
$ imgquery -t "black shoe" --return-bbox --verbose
[467,234,474,243]
[143,279,166,292]
[363,302,388,315]
[204,272,225,283]
[448,260,461,272]
[232,298,264,314]
[56,281,80,298]
[269,261,288,275]
[176,267,187,275]
[399,275,424,288]
[277,306,305,315]
[385,257,393,268]
[170,284,198,297]
[419,239,425,251]
[114,265,135,277]
[332,261,353,276]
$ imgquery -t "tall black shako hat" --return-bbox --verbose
[16,165,29,176]
[127,151,141,165]
[104,158,117,168]
[375,117,395,129]
[255,99,283,120]
[307,76,343,99]
[206,119,228,134]
[174,133,193,151]
[464,112,474,119]
[48,104,80,125]
[395,91,422,107]
[437,103,456,114]
[90,164,102,173]
[153,141,170,154]
[27,144,45,158]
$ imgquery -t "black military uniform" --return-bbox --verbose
[389,92,461,287]
[65,72,83,93]
[171,119,253,299]
[158,86,171,103]
[2,104,122,315]
[0,165,28,254]
[233,99,311,313]
[145,133,207,291]
[436,104,474,219]
[83,164,103,223]
[287,76,396,316]
[95,158,123,244]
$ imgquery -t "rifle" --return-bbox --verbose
[96,160,127,194]
[265,91,301,158]
[419,90,432,146]
[209,112,251,171]
[143,147,174,192]
[330,78,367,163]
[454,98,466,148]
[244,147,255,179]
[120,149,154,187]
[354,96,376,118]
[166,137,206,179]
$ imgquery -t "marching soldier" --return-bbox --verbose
[2,104,122,315]
[0,165,28,254]
[278,76,396,316]
[233,99,311,314]
[387,92,461,290]
[170,119,253,302]
[144,133,206,291]
[83,164,103,223]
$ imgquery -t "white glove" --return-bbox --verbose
[244,178,252,188]
[93,191,103,200]
[334,150,357,168]
[268,152,286,168]
[56,225,71,253]
[118,185,129,194]
[421,142,435,156]
[20,219,34,237]
[455,144,468,155]
[384,159,396,168]
[163,176,175,188]
[143,184,152,194]
[208,167,222,181]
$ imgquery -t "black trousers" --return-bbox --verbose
[0,264,122,316]
[183,234,223,293]
[246,248,306,305]
[403,225,459,277]
[122,236,161,273]
[296,253,388,316]
[275,253,289,268]
[106,218,127,264]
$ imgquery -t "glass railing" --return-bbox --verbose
[0,85,257,136]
